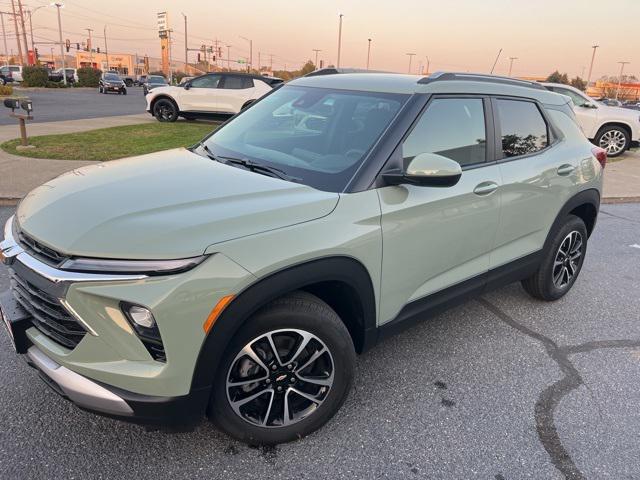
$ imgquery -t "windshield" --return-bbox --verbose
[202,85,407,191]
[104,74,120,81]
[150,76,167,83]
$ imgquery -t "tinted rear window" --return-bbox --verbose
[496,99,548,158]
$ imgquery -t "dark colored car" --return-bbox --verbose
[98,73,127,95]
[0,66,15,85]
[142,75,168,95]
[120,75,135,87]
[135,75,148,86]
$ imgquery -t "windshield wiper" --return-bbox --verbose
[200,144,300,182]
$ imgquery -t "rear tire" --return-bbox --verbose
[209,291,356,445]
[594,125,630,157]
[521,215,588,301]
[153,98,179,122]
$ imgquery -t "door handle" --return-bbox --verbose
[557,164,575,176]
[473,181,499,196]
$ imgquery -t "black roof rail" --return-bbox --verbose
[418,71,546,90]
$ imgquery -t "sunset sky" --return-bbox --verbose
[10,0,640,79]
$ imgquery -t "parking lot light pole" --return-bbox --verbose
[508,56,518,77]
[586,45,599,87]
[240,36,252,72]
[615,61,630,100]
[103,25,109,70]
[226,45,231,71]
[312,49,321,69]
[406,53,416,74]
[337,14,343,68]
[181,13,187,73]
[366,38,371,70]
[52,3,66,85]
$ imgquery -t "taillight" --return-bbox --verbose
[591,146,607,169]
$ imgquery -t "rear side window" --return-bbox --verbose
[402,97,487,167]
[222,76,253,89]
[9,67,19,72]
[496,99,548,158]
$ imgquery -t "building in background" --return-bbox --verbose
[587,80,640,101]
[76,51,136,75]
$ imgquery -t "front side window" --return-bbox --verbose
[190,75,220,88]
[149,75,166,84]
[203,86,407,192]
[403,98,486,167]
[496,99,548,158]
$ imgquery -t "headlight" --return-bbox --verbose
[59,255,208,275]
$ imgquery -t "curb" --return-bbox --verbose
[0,198,20,206]
[602,196,640,204]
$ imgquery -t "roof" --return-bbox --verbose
[290,71,567,105]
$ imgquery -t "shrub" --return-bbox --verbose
[45,81,68,88]
[0,85,13,96]
[77,67,102,87]
[22,66,49,87]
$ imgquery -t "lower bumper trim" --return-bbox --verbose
[27,346,134,416]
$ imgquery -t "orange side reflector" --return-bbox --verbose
[203,294,235,333]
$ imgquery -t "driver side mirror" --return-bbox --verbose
[383,152,462,187]
[183,82,191,90]
[579,102,597,109]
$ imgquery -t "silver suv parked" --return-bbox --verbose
[1,72,604,445]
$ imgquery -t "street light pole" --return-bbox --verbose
[337,14,343,68]
[53,2,66,85]
[366,38,371,70]
[406,53,416,74]
[16,0,29,64]
[104,25,109,70]
[240,36,252,72]
[586,45,599,87]
[508,56,518,76]
[615,61,630,100]
[181,13,187,73]
[0,13,8,66]
[312,48,321,69]
[86,28,93,67]
[10,0,23,65]
[226,45,231,71]
[425,56,430,75]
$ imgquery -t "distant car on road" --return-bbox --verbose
[120,75,135,87]
[145,72,282,122]
[50,68,78,83]
[98,72,127,95]
[3,65,23,82]
[0,66,16,85]
[142,75,168,95]
[542,82,640,157]
[135,75,147,86]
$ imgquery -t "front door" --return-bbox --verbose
[378,96,502,323]
[180,74,221,112]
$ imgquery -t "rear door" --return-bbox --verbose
[180,74,221,112]
[378,95,502,323]
[490,97,577,269]
[216,75,256,114]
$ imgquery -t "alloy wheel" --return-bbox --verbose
[599,130,626,155]
[552,230,583,288]
[226,329,334,428]
[156,103,174,121]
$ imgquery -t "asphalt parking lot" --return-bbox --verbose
[0,87,147,125]
[0,203,639,480]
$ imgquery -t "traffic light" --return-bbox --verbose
[96,47,100,53]
[76,43,80,50]
[65,39,70,52]
[34,48,39,59]
[197,53,201,62]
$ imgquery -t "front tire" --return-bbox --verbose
[153,98,179,122]
[522,215,588,301]
[209,291,356,445]
[594,125,630,157]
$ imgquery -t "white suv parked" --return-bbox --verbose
[145,73,283,122]
[543,82,640,157]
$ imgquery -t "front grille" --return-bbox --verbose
[9,271,86,349]
[16,230,68,267]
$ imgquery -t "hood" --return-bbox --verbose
[597,103,640,121]
[16,149,339,259]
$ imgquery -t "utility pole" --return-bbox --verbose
[257,51,261,71]
[181,13,187,73]
[53,2,66,85]
[337,14,343,68]
[10,0,23,65]
[312,48,321,68]
[586,45,599,87]
[615,61,630,100]
[226,45,231,71]
[406,53,416,74]
[86,28,93,67]
[490,48,502,74]
[16,0,29,64]
[508,56,518,76]
[240,36,252,72]
[269,53,273,72]
[425,56,430,75]
[366,38,371,70]
[104,25,109,70]
[0,13,8,65]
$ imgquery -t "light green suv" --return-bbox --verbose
[0,72,604,445]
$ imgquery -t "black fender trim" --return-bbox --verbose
[190,256,377,392]
[543,188,600,249]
